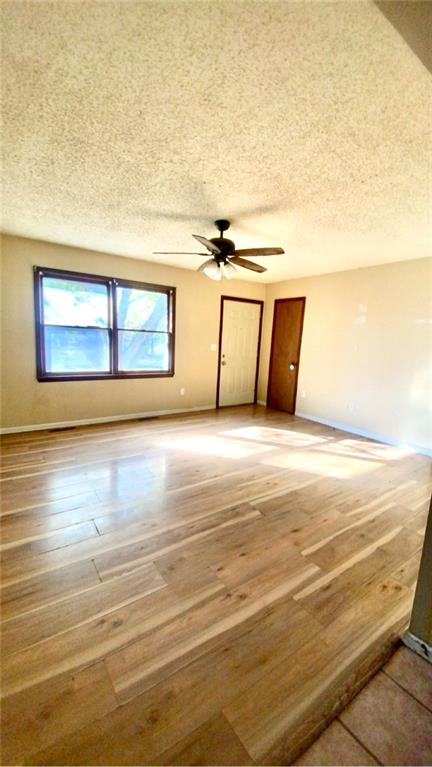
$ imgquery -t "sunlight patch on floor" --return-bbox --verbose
[159,435,276,459]
[316,444,388,464]
[261,449,383,478]
[220,426,328,448]
[338,438,409,461]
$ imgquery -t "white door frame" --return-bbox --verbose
[216,295,264,408]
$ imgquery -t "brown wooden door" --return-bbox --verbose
[267,297,305,413]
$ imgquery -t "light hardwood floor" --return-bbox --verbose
[1,405,431,765]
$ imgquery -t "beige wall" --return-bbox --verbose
[0,235,265,429]
[258,258,432,453]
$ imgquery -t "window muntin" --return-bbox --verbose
[34,267,175,381]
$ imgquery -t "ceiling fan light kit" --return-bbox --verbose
[221,261,237,279]
[153,220,284,280]
[203,260,222,281]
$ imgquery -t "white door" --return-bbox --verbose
[218,299,262,406]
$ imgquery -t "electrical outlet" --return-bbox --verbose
[347,401,356,412]
[300,389,306,398]
[180,388,185,396]
[210,343,217,352]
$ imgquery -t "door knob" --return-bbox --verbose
[289,362,296,371]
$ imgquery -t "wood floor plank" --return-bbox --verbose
[253,496,311,531]
[1,520,99,561]
[1,504,109,544]
[377,524,424,562]
[391,550,422,587]
[0,480,100,515]
[294,530,403,603]
[293,545,413,627]
[0,559,100,620]
[210,533,313,590]
[286,509,345,551]
[153,550,223,596]
[1,662,117,765]
[1,564,166,656]
[151,713,254,766]
[2,581,223,696]
[0,490,100,518]
[405,506,429,535]
[301,503,409,561]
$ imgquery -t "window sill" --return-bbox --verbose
[36,372,175,382]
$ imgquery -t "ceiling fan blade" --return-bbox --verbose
[231,247,284,257]
[229,256,267,273]
[153,251,209,255]
[197,258,215,272]
[192,235,221,255]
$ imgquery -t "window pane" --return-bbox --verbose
[116,287,168,331]
[43,277,109,327]
[118,331,169,371]
[44,327,110,372]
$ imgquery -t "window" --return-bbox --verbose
[34,266,175,381]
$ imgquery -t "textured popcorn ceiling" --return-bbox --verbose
[2,0,431,282]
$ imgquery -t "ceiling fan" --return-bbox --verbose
[153,219,284,280]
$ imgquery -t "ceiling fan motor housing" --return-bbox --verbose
[210,237,235,259]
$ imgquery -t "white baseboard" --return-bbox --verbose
[257,400,267,406]
[0,404,216,434]
[403,631,432,664]
[295,411,432,458]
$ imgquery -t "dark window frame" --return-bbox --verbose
[34,266,176,382]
